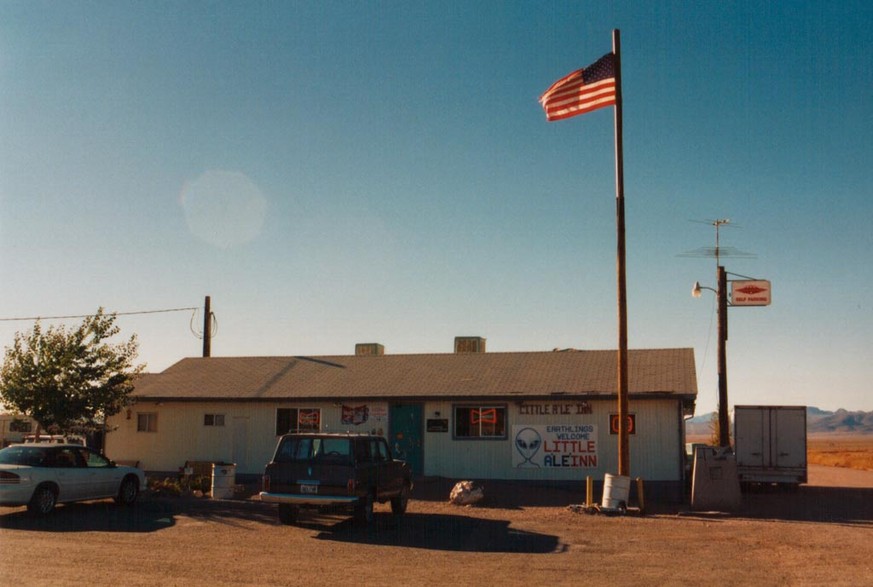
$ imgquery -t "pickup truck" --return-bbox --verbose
[259,433,413,525]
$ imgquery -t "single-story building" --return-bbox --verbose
[106,339,697,499]
[0,413,39,447]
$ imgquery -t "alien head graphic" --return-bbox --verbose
[515,427,542,464]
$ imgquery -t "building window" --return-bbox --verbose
[9,418,32,433]
[137,413,158,433]
[453,405,507,439]
[275,408,321,435]
[204,414,225,427]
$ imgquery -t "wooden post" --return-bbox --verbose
[717,266,730,447]
[612,29,630,477]
[202,295,211,358]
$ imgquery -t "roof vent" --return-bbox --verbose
[454,336,486,354]
[355,343,384,356]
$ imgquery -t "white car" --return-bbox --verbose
[0,443,146,515]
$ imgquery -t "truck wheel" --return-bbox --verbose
[278,504,299,525]
[391,484,410,516]
[354,492,374,525]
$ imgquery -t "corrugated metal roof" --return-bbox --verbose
[132,348,697,402]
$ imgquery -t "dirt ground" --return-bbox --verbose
[2,465,872,586]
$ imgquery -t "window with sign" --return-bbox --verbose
[453,405,507,439]
[275,408,321,435]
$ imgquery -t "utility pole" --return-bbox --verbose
[712,220,730,447]
[716,266,729,447]
[689,220,768,448]
[202,295,212,358]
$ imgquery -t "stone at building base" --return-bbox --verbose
[449,480,484,505]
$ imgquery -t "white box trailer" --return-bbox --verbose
[734,405,807,488]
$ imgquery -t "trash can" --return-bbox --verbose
[211,462,236,499]
[601,473,631,510]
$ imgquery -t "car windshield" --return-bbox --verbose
[82,448,111,468]
[0,446,50,467]
[274,437,352,464]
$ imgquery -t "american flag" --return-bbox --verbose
[539,52,616,121]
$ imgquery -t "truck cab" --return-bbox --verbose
[259,433,413,525]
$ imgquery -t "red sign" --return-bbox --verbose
[471,408,498,425]
[609,414,636,435]
[341,405,369,425]
[731,280,771,306]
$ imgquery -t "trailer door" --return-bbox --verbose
[773,408,806,470]
[737,407,768,469]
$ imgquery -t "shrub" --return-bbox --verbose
[148,475,211,497]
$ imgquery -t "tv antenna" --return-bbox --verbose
[678,218,756,268]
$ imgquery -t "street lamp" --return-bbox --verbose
[692,265,730,448]
[691,281,712,298]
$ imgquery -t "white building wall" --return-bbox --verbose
[422,399,683,481]
[0,413,39,446]
[106,401,391,476]
[107,398,683,481]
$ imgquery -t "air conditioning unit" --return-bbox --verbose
[355,343,385,356]
[454,336,486,354]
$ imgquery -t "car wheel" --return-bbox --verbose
[27,485,57,515]
[354,492,374,525]
[391,484,410,516]
[115,476,139,506]
[278,504,299,525]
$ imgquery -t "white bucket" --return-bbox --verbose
[211,462,236,499]
[601,473,631,509]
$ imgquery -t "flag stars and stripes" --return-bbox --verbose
[539,52,617,121]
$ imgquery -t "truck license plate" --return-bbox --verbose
[300,483,318,494]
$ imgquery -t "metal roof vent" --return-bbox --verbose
[355,343,385,356]
[454,336,486,354]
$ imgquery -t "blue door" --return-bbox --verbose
[389,404,423,475]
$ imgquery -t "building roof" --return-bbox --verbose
[132,348,697,409]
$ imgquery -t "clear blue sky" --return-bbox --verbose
[1,2,871,415]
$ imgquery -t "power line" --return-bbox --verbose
[189,310,218,340]
[0,307,199,322]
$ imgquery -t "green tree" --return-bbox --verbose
[709,410,732,447]
[0,308,144,436]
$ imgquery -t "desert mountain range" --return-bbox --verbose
[686,407,873,436]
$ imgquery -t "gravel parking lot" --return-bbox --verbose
[2,466,871,586]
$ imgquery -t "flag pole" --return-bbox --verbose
[538,28,628,476]
[612,29,630,478]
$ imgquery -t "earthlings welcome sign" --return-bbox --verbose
[512,425,598,468]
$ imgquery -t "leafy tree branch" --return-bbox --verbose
[0,308,144,435]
